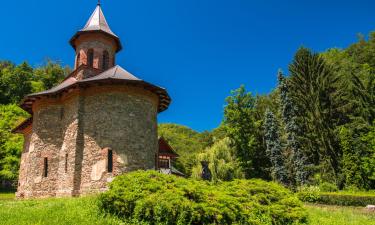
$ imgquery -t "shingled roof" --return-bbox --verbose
[21,65,171,113]
[70,4,122,52]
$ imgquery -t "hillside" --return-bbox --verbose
[158,123,214,175]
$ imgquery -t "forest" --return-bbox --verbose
[0,32,374,193]
[160,33,375,191]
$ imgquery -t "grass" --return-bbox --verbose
[0,192,374,225]
[306,204,375,225]
[0,194,125,225]
[0,190,15,201]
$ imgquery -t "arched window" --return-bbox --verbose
[87,49,94,67]
[76,52,81,68]
[102,50,109,70]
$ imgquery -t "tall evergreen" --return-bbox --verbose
[278,70,309,186]
[264,109,288,185]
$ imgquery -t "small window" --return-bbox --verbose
[158,158,170,169]
[107,149,113,173]
[43,157,48,177]
[102,50,109,70]
[87,49,94,67]
[65,153,68,173]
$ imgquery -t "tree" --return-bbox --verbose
[0,62,33,105]
[288,48,341,181]
[223,85,257,178]
[158,124,213,176]
[0,104,28,182]
[264,109,287,185]
[278,70,309,186]
[338,126,366,189]
[33,60,69,90]
[361,121,375,189]
[191,138,244,182]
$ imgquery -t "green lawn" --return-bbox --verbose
[0,194,124,225]
[0,192,374,225]
[0,191,15,201]
[305,204,375,225]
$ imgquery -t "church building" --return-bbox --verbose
[13,3,171,198]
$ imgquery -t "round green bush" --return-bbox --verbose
[99,171,307,225]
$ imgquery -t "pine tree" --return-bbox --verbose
[278,70,309,186]
[264,109,288,185]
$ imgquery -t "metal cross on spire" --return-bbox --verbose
[97,0,101,6]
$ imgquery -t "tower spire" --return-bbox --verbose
[69,1,122,52]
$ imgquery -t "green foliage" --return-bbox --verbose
[33,60,68,90]
[0,60,69,105]
[361,122,375,187]
[158,124,213,176]
[289,47,342,181]
[297,186,375,206]
[318,182,339,192]
[264,109,288,185]
[0,104,28,181]
[191,138,244,182]
[99,170,308,225]
[296,186,321,203]
[0,62,33,105]
[223,85,259,178]
[278,71,309,186]
[318,192,375,206]
[338,126,370,189]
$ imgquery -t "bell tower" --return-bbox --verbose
[69,2,122,77]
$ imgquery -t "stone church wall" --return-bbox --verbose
[17,104,64,198]
[17,86,159,198]
[78,88,159,194]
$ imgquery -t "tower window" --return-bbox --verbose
[107,149,113,173]
[102,50,109,70]
[43,157,48,177]
[87,49,94,67]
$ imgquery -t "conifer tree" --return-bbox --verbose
[264,109,288,185]
[278,70,309,186]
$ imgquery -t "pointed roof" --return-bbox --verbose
[81,4,117,37]
[70,4,122,52]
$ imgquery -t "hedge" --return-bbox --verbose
[298,189,375,206]
[318,192,375,206]
[99,170,307,225]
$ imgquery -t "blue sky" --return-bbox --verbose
[1,0,375,132]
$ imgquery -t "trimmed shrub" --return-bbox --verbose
[99,170,307,225]
[318,192,375,206]
[297,187,375,206]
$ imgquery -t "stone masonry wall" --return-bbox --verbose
[17,104,63,198]
[17,86,159,198]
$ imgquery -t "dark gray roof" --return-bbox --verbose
[81,4,118,38]
[83,65,141,82]
[70,4,122,52]
[28,77,77,96]
[23,65,171,113]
